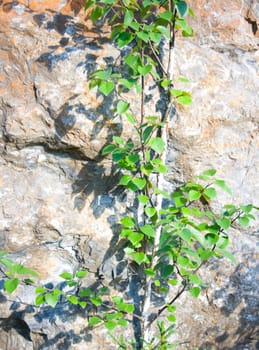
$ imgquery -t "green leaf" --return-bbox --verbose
[189,274,205,286]
[35,286,46,294]
[205,233,219,245]
[113,136,124,145]
[198,248,214,261]
[175,1,189,18]
[117,319,128,327]
[120,303,134,313]
[85,0,95,11]
[132,252,147,265]
[98,287,109,296]
[112,149,126,162]
[0,251,7,258]
[35,294,45,305]
[67,295,79,305]
[142,125,154,143]
[159,10,173,22]
[189,287,200,298]
[154,279,160,287]
[101,144,117,155]
[67,280,77,287]
[161,265,174,279]
[218,250,237,264]
[124,10,134,26]
[138,64,152,76]
[125,53,139,69]
[140,224,155,238]
[119,77,137,89]
[91,6,103,21]
[156,163,167,173]
[88,316,102,327]
[178,76,190,82]
[132,177,146,190]
[240,204,253,214]
[125,112,136,124]
[104,320,117,331]
[128,153,140,164]
[60,272,73,280]
[145,207,156,218]
[202,169,217,177]
[90,296,102,306]
[129,21,140,30]
[45,293,59,307]
[92,68,112,80]
[161,79,172,88]
[217,236,229,249]
[120,216,135,228]
[154,188,170,200]
[116,100,130,114]
[168,279,178,286]
[167,314,176,323]
[120,175,132,186]
[4,278,19,294]
[23,278,35,285]
[98,81,115,96]
[179,228,192,243]
[149,32,162,44]
[172,191,187,207]
[117,32,134,48]
[204,187,217,199]
[138,194,149,205]
[156,25,170,39]
[89,78,99,89]
[10,264,39,277]
[188,190,201,201]
[177,93,192,105]
[214,180,232,195]
[166,305,176,313]
[238,216,250,227]
[79,301,87,308]
[128,231,144,246]
[144,268,156,277]
[136,31,149,43]
[216,218,231,230]
[80,288,93,297]
[75,270,88,279]
[148,137,165,154]
[177,256,189,267]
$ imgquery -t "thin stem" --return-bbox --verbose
[142,6,178,343]
[147,283,187,329]
[148,39,168,77]
[140,47,145,125]
[167,2,177,77]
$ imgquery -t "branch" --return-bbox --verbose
[148,39,168,77]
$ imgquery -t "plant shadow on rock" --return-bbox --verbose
[199,259,259,350]
[1,4,176,349]
[34,11,177,348]
[33,9,124,211]
[0,281,100,348]
[32,7,143,346]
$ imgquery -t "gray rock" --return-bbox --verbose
[0,0,258,349]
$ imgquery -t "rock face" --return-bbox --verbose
[0,0,258,349]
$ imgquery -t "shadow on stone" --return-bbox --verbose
[200,262,259,349]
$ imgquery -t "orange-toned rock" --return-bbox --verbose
[0,1,258,349]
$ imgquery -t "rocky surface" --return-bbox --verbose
[0,0,258,349]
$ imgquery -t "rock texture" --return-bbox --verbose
[0,0,258,349]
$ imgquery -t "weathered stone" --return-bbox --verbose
[0,0,258,349]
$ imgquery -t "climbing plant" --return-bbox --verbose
[0,1,258,349]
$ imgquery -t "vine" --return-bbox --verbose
[0,1,258,349]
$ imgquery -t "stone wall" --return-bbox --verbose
[0,0,258,349]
